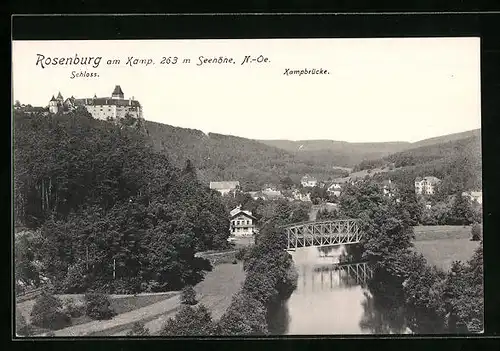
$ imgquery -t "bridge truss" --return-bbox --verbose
[282,219,362,250]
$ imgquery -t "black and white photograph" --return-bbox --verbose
[12,37,483,337]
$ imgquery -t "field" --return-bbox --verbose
[114,262,246,336]
[16,292,179,333]
[412,225,481,271]
[35,262,246,336]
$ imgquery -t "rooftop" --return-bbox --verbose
[209,181,240,190]
[75,97,141,107]
[112,85,124,96]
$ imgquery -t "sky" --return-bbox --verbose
[12,38,481,143]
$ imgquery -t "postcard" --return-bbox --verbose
[12,37,483,337]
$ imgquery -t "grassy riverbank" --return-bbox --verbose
[413,225,480,271]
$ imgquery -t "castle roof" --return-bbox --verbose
[74,97,140,107]
[50,95,56,102]
[112,85,124,96]
[57,92,63,99]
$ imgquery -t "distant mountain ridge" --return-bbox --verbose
[145,119,480,190]
[258,129,480,168]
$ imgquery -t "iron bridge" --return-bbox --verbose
[282,219,362,251]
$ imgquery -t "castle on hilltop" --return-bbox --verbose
[48,85,143,121]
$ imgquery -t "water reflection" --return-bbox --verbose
[359,289,408,334]
[267,301,290,335]
[275,245,412,335]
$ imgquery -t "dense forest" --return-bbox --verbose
[145,121,349,190]
[14,110,232,294]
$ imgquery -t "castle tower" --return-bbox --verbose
[111,85,124,99]
[49,95,59,114]
[57,92,64,101]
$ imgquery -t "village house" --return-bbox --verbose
[247,191,263,200]
[462,190,483,205]
[327,182,342,197]
[382,179,397,197]
[209,181,240,196]
[414,176,441,195]
[261,188,283,200]
[301,174,318,188]
[229,206,257,237]
[48,85,143,121]
[292,189,311,202]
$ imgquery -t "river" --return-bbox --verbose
[268,245,412,335]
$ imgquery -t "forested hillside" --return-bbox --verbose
[145,121,348,190]
[371,135,482,192]
[410,129,480,149]
[14,111,231,294]
[258,139,410,168]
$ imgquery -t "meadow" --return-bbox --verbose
[412,225,480,271]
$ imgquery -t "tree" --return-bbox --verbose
[181,285,198,305]
[160,304,216,336]
[394,181,422,226]
[279,176,294,190]
[218,293,268,335]
[443,245,483,333]
[450,193,474,225]
[30,292,70,330]
[316,208,340,221]
[126,321,150,336]
[471,223,481,241]
[16,309,31,336]
[84,292,115,320]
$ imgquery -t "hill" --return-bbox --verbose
[353,134,482,192]
[145,120,481,191]
[258,139,410,168]
[144,121,349,191]
[258,129,481,170]
[410,129,481,149]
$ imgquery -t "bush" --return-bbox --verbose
[84,292,115,320]
[232,259,238,264]
[235,247,247,261]
[218,292,268,335]
[30,292,71,330]
[180,285,198,305]
[16,309,31,336]
[62,298,85,318]
[126,321,150,336]
[471,223,481,241]
[160,304,216,336]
